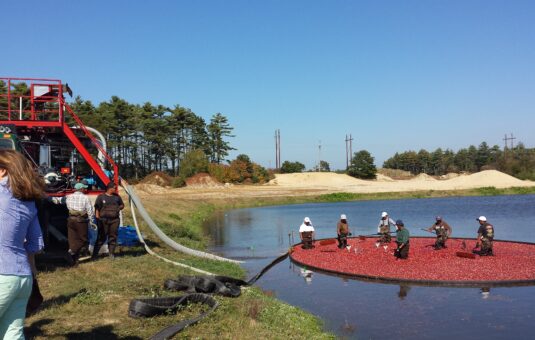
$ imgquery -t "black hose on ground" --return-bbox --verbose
[129,293,219,340]
[130,251,290,338]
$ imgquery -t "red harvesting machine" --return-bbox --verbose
[0,77,119,250]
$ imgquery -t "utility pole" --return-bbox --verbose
[274,130,278,169]
[318,140,322,172]
[345,134,354,169]
[349,134,353,164]
[503,133,516,157]
[278,130,281,168]
[345,135,349,169]
[274,129,281,169]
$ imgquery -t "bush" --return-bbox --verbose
[280,161,305,173]
[208,155,271,184]
[347,150,377,179]
[179,149,209,179]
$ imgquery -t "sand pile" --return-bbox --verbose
[268,170,534,193]
[134,183,170,194]
[269,172,368,187]
[185,173,222,188]
[439,173,461,180]
[375,174,395,182]
[141,172,172,186]
[412,173,437,181]
[445,170,528,188]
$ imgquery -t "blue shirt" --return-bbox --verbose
[0,177,44,276]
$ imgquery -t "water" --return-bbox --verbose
[204,194,535,339]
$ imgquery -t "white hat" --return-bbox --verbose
[381,212,388,218]
[340,214,347,220]
[304,217,311,223]
[477,216,487,222]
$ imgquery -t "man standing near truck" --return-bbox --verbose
[53,182,94,266]
[92,182,124,260]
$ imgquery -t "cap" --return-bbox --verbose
[74,182,88,190]
[436,216,442,221]
[395,219,404,226]
[477,216,487,222]
[340,214,347,220]
[106,181,117,190]
[381,212,388,218]
[304,217,311,223]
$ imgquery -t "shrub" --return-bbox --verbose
[179,149,209,179]
[347,150,377,179]
[280,161,305,173]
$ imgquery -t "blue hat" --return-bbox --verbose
[74,182,88,190]
[395,219,404,226]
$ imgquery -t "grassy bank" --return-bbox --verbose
[27,185,534,338]
[316,186,535,203]
[28,195,334,339]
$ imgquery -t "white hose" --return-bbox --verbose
[121,180,242,264]
[130,198,214,276]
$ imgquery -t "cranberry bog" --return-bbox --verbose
[290,237,535,287]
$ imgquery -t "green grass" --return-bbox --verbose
[30,195,333,339]
[29,185,534,339]
[316,186,535,203]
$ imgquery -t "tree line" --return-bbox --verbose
[68,96,238,180]
[1,80,256,181]
[383,142,535,180]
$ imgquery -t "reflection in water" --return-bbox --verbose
[300,268,314,284]
[481,287,491,299]
[398,285,411,300]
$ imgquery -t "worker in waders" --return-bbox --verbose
[473,216,494,256]
[51,182,95,266]
[426,216,452,250]
[377,211,396,246]
[299,217,315,249]
[92,182,124,260]
[337,214,351,249]
[394,220,410,259]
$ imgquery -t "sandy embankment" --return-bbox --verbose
[267,170,534,193]
[132,170,534,200]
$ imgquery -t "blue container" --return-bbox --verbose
[117,226,140,247]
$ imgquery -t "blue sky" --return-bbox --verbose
[2,1,534,170]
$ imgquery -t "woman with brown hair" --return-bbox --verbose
[0,150,44,339]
